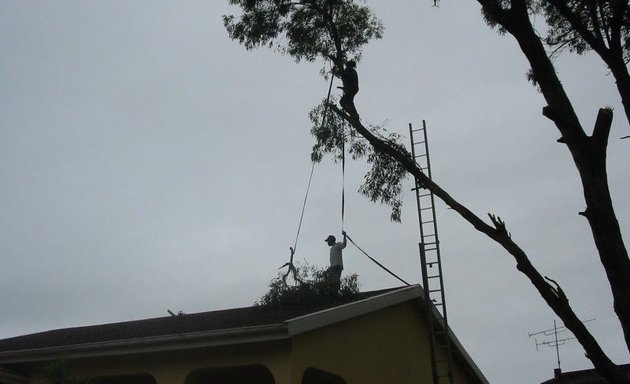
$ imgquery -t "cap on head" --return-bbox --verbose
[346,60,356,68]
[325,235,336,243]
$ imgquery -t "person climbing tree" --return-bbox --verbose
[325,231,347,294]
[336,60,359,117]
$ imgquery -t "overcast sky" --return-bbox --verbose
[1,1,629,383]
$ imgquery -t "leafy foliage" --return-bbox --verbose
[310,100,409,221]
[481,1,630,61]
[225,1,405,222]
[256,263,359,310]
[223,0,383,70]
[45,358,89,384]
[538,1,630,60]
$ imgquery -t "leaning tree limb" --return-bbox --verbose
[329,103,628,384]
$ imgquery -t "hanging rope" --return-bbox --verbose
[292,162,316,253]
[292,72,335,252]
[341,127,345,231]
[281,69,336,283]
[345,232,411,286]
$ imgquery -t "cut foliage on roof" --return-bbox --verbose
[256,263,359,310]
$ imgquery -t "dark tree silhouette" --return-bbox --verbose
[223,1,630,382]
[530,1,630,131]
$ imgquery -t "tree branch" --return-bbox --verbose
[547,0,610,57]
[329,101,628,380]
[592,107,614,146]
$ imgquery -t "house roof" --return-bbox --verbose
[0,285,488,383]
[540,365,630,384]
[0,287,401,360]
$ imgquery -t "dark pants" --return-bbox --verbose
[340,92,358,117]
[326,265,343,295]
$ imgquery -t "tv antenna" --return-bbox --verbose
[529,318,595,371]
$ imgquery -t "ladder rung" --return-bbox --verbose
[427,275,441,279]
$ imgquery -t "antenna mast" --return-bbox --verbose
[529,318,595,371]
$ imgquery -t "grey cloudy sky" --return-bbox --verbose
[1,2,629,383]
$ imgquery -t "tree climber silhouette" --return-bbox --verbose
[336,60,359,117]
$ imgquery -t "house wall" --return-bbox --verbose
[290,301,479,384]
[11,340,293,384]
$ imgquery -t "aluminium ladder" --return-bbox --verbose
[409,121,454,384]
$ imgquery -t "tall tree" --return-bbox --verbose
[478,2,630,382]
[224,1,629,382]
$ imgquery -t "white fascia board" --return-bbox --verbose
[0,324,289,364]
[286,285,423,336]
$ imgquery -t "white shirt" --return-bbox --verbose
[330,238,347,268]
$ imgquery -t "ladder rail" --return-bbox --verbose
[409,121,454,384]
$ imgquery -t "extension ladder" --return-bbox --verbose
[409,121,454,384]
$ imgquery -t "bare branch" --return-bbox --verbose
[545,275,568,301]
[488,213,511,238]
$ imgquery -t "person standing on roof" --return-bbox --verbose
[325,231,347,294]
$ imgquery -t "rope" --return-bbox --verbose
[341,129,345,231]
[292,162,316,252]
[345,233,411,286]
[292,71,336,253]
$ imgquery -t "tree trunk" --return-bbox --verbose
[329,103,630,384]
[575,119,630,352]
[498,3,630,354]
[475,1,630,381]
[607,56,630,131]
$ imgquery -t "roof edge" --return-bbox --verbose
[286,285,422,335]
[0,323,288,363]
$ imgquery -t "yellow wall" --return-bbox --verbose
[290,301,479,384]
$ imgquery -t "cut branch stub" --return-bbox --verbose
[545,275,568,301]
[488,213,511,238]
